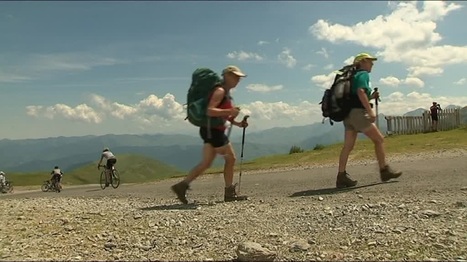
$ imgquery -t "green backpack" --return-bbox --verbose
[186,68,226,127]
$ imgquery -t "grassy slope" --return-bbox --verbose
[207,126,467,173]
[7,154,184,186]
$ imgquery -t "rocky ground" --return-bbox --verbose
[1,150,466,261]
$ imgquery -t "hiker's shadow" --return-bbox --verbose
[289,181,397,197]
[140,201,224,211]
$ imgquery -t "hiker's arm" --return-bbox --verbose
[207,88,235,117]
[357,88,373,112]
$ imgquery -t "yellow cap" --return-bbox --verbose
[222,65,247,77]
[353,53,377,64]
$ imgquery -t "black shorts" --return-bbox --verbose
[106,158,117,169]
[431,115,438,121]
[52,174,61,182]
[199,127,229,148]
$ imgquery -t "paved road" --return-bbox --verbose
[2,155,466,202]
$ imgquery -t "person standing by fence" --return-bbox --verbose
[429,102,442,132]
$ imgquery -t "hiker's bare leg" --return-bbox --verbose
[183,143,217,184]
[338,130,358,172]
[363,124,387,169]
[215,143,236,187]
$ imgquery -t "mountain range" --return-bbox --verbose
[1,105,465,173]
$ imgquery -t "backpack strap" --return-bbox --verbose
[206,87,230,139]
[208,87,229,107]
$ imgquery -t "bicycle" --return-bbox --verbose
[1,181,13,194]
[98,165,120,190]
[41,180,61,193]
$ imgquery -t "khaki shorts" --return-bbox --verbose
[343,108,373,132]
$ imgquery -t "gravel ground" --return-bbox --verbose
[1,149,466,261]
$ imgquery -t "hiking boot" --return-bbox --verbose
[336,172,358,188]
[380,165,402,182]
[171,181,189,204]
[224,184,248,202]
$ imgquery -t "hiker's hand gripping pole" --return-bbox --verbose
[238,115,249,194]
[373,87,381,105]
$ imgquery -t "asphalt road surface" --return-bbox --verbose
[3,155,466,202]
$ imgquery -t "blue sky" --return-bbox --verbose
[1,1,466,139]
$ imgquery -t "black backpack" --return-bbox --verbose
[319,65,357,125]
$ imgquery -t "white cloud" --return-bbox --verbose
[379,76,424,88]
[257,40,270,46]
[90,94,138,119]
[26,104,102,124]
[387,91,405,102]
[246,84,283,93]
[302,64,315,71]
[278,48,297,68]
[379,76,401,87]
[136,94,185,122]
[454,78,466,85]
[387,1,398,9]
[309,1,466,78]
[311,72,336,90]
[240,100,321,122]
[226,51,263,61]
[323,64,334,70]
[0,52,124,83]
[27,93,186,125]
[0,72,33,83]
[316,47,329,59]
[92,93,185,122]
[30,53,122,72]
[406,66,443,77]
[403,77,425,88]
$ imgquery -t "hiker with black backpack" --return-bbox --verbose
[335,53,402,188]
[171,65,249,204]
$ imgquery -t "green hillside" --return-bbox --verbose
[7,154,184,186]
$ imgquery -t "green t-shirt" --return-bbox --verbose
[351,71,372,99]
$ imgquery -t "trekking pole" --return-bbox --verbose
[237,115,249,194]
[374,87,381,129]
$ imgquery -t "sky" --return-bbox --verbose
[1,1,466,140]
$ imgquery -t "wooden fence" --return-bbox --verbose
[385,108,461,135]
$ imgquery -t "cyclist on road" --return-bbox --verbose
[97,147,117,187]
[0,171,6,188]
[50,166,63,189]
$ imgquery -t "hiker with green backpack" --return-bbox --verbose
[171,65,249,204]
